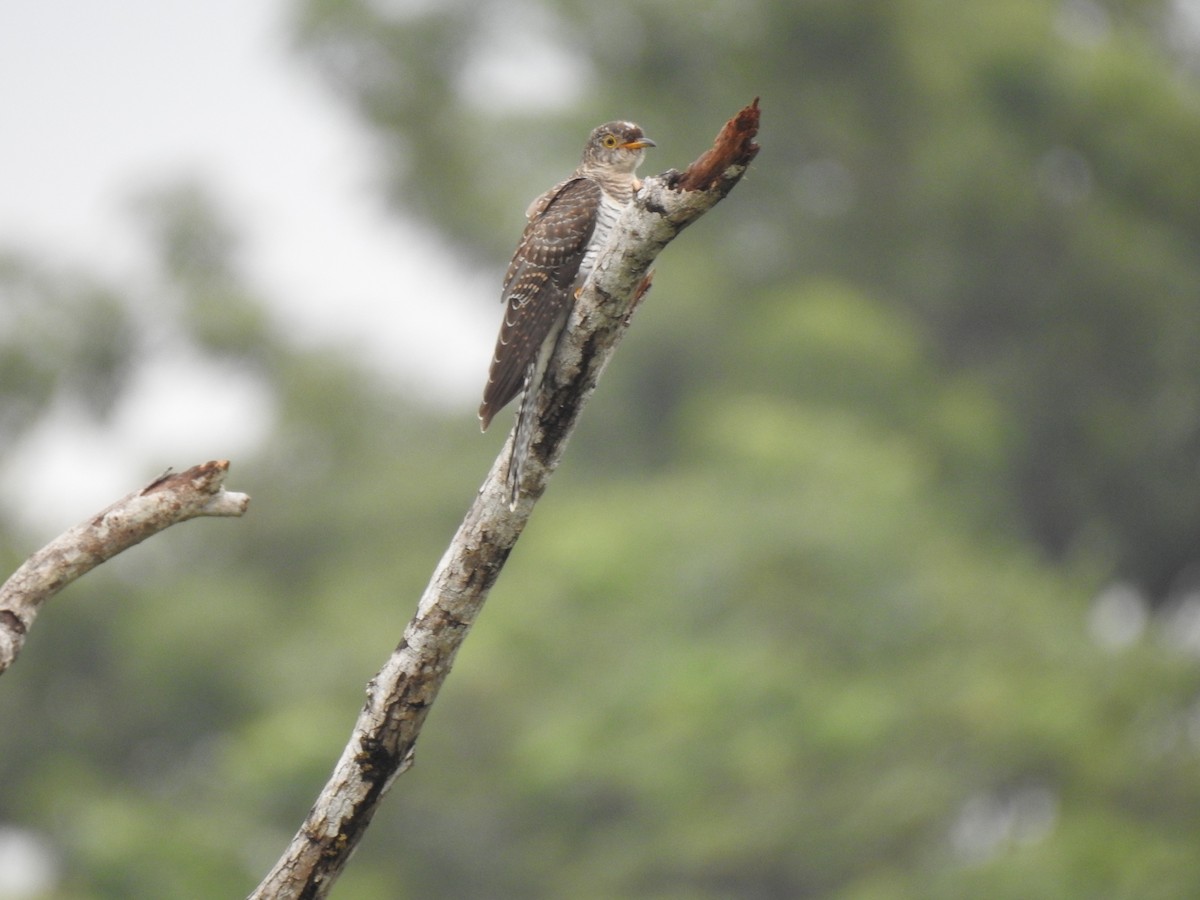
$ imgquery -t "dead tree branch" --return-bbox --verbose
[0,460,250,675]
[249,99,760,900]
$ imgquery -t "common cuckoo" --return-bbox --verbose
[479,121,656,508]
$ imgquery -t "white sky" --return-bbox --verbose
[0,0,499,527]
[0,0,496,388]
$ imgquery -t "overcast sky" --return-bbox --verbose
[0,0,500,526]
[0,0,494,383]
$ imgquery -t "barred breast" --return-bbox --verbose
[576,189,628,287]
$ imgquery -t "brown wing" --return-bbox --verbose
[479,177,602,429]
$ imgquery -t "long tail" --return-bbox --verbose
[507,358,540,509]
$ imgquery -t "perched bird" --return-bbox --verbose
[479,121,656,508]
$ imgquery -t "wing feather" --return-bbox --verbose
[479,177,602,429]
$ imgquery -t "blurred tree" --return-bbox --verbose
[293,0,1200,599]
[0,253,135,442]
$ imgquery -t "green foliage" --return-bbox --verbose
[0,254,135,438]
[129,182,274,360]
[293,0,1200,595]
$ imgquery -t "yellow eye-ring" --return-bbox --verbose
[601,133,619,148]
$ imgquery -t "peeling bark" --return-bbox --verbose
[249,99,760,900]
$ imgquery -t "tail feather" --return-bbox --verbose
[501,306,572,510]
[507,359,539,509]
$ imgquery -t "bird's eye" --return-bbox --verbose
[602,134,619,148]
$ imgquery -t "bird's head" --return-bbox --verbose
[580,121,656,175]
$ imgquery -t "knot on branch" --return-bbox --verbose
[140,459,232,496]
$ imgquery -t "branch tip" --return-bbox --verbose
[2,459,248,677]
[677,98,762,192]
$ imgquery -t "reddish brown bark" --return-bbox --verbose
[677,97,761,191]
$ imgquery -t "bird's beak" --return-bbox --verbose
[623,138,656,150]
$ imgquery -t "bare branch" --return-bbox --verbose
[250,100,760,900]
[0,460,250,675]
